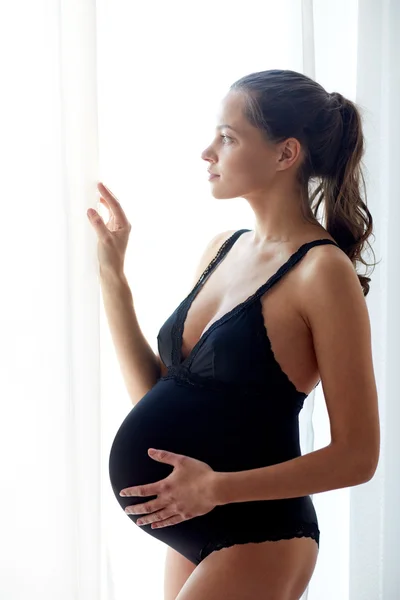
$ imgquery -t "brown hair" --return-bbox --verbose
[230,69,377,296]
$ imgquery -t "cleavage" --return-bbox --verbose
[180,256,276,362]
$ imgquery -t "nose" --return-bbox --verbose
[201,146,215,163]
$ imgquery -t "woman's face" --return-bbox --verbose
[201,91,282,200]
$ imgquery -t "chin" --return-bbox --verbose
[210,182,241,200]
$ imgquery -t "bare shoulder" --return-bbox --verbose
[189,229,238,288]
[296,243,368,342]
[296,243,364,327]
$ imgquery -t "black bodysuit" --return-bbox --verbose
[109,229,340,565]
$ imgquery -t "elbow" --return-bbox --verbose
[363,436,381,482]
[333,442,380,485]
[353,450,380,484]
[363,455,380,482]
[337,431,381,485]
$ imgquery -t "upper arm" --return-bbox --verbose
[298,248,380,479]
[155,229,237,377]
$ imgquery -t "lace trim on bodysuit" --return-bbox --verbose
[170,229,250,367]
[170,231,340,372]
[199,521,320,563]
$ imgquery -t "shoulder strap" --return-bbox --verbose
[252,238,340,302]
[191,229,251,295]
[170,228,250,366]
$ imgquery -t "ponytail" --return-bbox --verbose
[310,93,376,296]
[230,70,378,296]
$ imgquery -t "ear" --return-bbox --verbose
[276,138,302,171]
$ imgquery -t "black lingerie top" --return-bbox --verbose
[108,229,340,564]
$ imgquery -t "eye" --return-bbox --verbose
[220,134,232,144]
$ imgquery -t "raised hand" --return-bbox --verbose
[87,182,132,277]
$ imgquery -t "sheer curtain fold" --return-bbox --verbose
[1,0,398,598]
[350,0,400,598]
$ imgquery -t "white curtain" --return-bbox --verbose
[1,0,397,598]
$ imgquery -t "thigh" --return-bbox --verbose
[176,537,319,600]
[164,547,197,600]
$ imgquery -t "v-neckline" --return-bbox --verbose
[174,233,339,369]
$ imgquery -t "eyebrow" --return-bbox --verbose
[216,124,240,134]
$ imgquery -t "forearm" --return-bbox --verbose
[214,443,373,505]
[100,271,161,405]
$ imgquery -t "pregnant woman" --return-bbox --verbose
[88,69,380,600]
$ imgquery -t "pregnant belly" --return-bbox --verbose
[109,378,250,500]
[108,377,248,564]
[109,377,282,498]
[108,377,317,565]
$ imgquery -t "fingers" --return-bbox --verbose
[97,182,130,226]
[87,208,109,239]
[125,500,164,515]
[136,509,179,527]
[120,479,162,496]
[150,515,183,529]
